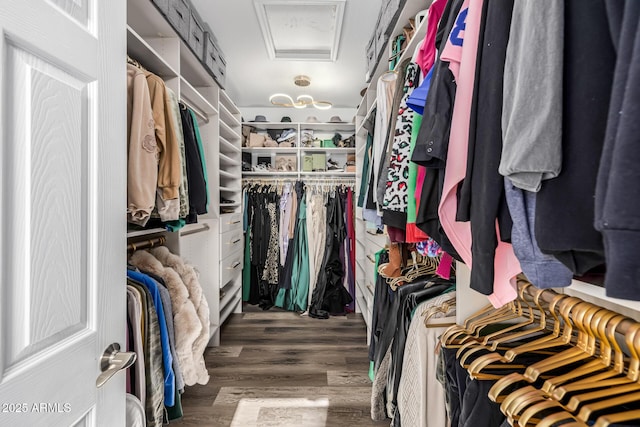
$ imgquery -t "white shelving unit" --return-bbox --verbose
[241,121,357,178]
[216,91,244,339]
[127,0,243,347]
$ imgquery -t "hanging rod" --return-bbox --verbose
[127,235,166,253]
[179,223,210,237]
[517,280,639,338]
[180,98,209,124]
[242,177,355,185]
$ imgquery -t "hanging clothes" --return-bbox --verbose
[309,192,352,318]
[165,87,189,231]
[126,286,146,407]
[129,248,209,387]
[275,182,310,312]
[412,0,464,260]
[244,180,355,317]
[126,63,156,227]
[306,190,328,310]
[534,0,614,275]
[126,279,165,427]
[376,59,412,215]
[127,269,175,407]
[345,188,356,312]
[179,104,208,223]
[382,62,421,232]
[258,190,280,310]
[278,183,295,267]
[144,70,181,221]
[595,1,640,300]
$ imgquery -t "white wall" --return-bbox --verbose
[240,107,357,124]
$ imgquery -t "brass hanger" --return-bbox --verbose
[423,295,456,327]
[516,314,640,425]
[514,309,623,425]
[577,391,640,424]
[458,284,545,368]
[487,296,583,404]
[561,323,640,421]
[448,299,523,348]
[503,302,605,422]
[551,314,629,402]
[468,292,567,378]
[536,411,586,427]
[593,409,640,427]
[440,303,497,345]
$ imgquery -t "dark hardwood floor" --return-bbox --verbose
[176,306,386,426]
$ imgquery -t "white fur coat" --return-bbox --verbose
[130,248,210,386]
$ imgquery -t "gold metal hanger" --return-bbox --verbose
[513,309,623,425]
[467,292,567,378]
[458,285,545,368]
[503,303,605,422]
[487,296,583,404]
[593,409,640,427]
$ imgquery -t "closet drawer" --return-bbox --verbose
[188,9,205,59]
[220,228,243,259]
[220,212,242,234]
[167,0,190,41]
[151,0,169,15]
[220,251,243,289]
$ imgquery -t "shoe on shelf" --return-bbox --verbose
[339,135,355,148]
[253,163,271,172]
[277,129,296,142]
[221,197,235,204]
[327,158,344,171]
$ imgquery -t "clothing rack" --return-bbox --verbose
[179,98,209,124]
[516,279,638,337]
[243,176,355,186]
[127,55,147,72]
[127,235,166,253]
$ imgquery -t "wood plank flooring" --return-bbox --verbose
[177,307,387,426]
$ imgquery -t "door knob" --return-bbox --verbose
[96,343,136,388]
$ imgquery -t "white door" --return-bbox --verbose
[0,1,127,426]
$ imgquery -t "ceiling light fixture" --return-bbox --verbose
[269,93,333,110]
[294,75,311,87]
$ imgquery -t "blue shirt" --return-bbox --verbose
[127,269,176,406]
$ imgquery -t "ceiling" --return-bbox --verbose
[190,0,382,109]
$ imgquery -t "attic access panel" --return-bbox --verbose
[254,0,346,61]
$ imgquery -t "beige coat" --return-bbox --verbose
[126,64,156,226]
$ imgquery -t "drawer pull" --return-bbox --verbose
[366,255,376,264]
[228,219,241,225]
[229,261,241,269]
[230,238,241,244]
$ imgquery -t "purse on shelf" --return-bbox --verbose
[249,133,266,147]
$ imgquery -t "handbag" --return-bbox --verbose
[249,133,266,147]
